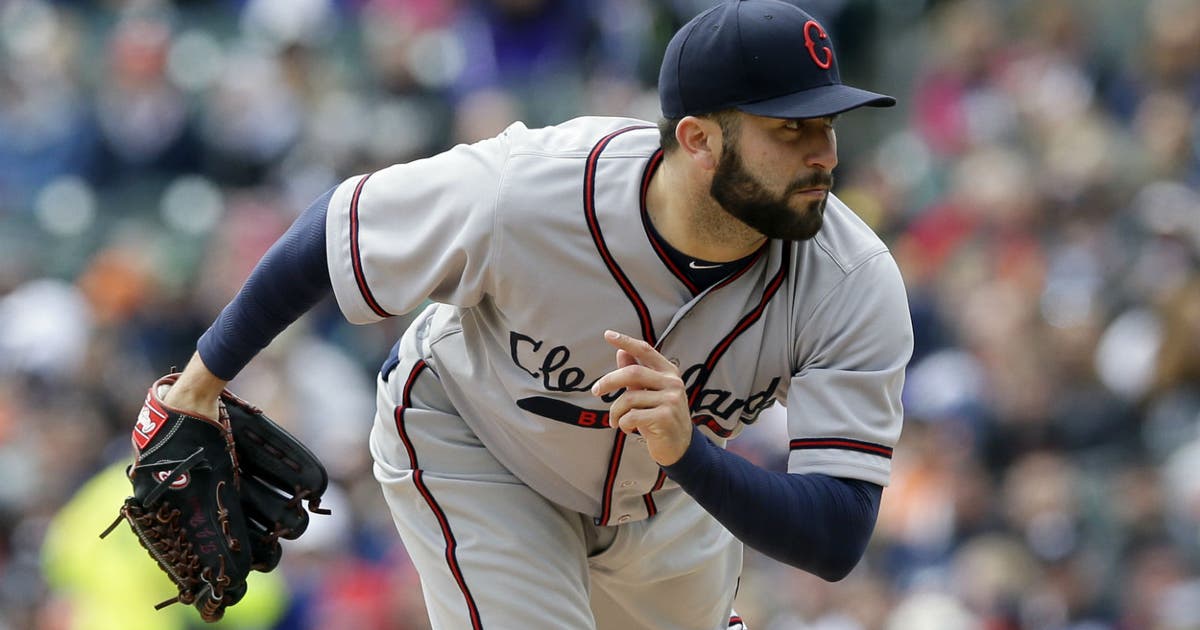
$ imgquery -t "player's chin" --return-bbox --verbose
[781,199,825,239]
[790,215,825,241]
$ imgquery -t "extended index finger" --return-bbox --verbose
[602,330,675,372]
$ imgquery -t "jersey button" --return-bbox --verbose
[617,514,632,524]
[620,480,636,488]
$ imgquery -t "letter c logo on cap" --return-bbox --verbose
[803,20,833,70]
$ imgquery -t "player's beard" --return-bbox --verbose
[709,143,833,242]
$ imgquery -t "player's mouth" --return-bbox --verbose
[786,172,834,199]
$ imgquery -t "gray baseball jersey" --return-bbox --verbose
[325,116,911,527]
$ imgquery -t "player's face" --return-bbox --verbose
[709,114,838,241]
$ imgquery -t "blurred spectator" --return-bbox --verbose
[0,0,95,211]
[91,13,201,185]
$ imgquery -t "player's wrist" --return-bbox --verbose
[661,426,708,471]
[655,426,695,467]
[162,352,228,419]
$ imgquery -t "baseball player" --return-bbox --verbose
[158,1,912,628]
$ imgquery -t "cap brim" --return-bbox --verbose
[737,84,896,119]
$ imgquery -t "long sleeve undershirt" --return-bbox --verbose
[196,191,883,579]
[196,187,335,380]
[664,426,882,581]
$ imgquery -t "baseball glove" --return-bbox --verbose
[220,385,330,573]
[101,373,329,622]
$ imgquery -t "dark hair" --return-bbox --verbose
[658,110,741,154]
[658,117,684,153]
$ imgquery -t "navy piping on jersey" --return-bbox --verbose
[584,125,658,526]
[637,149,702,295]
[643,470,668,517]
[586,128,794,523]
[598,431,628,526]
[789,437,894,459]
[349,172,394,318]
[411,470,483,629]
[685,246,791,409]
[394,360,482,628]
[695,416,735,438]
[393,359,428,468]
[638,147,767,296]
[641,246,786,516]
[639,148,663,208]
[638,148,767,296]
[708,245,768,292]
[583,125,659,344]
[633,148,672,518]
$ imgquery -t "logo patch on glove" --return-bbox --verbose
[133,392,169,450]
[152,470,191,489]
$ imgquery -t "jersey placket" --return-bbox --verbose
[596,245,791,525]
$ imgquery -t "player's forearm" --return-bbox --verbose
[196,187,336,380]
[663,427,882,581]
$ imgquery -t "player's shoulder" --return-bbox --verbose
[806,194,892,273]
[500,116,658,158]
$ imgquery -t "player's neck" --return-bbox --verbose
[647,155,767,262]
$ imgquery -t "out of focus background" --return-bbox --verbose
[1,0,1198,628]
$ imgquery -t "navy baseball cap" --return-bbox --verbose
[659,0,896,119]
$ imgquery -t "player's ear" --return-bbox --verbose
[675,116,721,171]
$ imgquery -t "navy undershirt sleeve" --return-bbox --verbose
[196,187,336,381]
[663,426,883,581]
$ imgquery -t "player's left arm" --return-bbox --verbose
[593,251,912,581]
[593,332,882,582]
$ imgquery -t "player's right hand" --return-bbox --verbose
[591,330,693,466]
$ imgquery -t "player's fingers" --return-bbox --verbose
[608,388,679,422]
[614,348,640,390]
[616,348,638,370]
[603,330,677,373]
[615,405,676,435]
[615,407,649,435]
[591,364,681,398]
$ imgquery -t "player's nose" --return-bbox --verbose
[804,133,838,172]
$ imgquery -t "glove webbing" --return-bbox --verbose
[99,447,205,540]
[98,447,238,612]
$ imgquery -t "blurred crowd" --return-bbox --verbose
[0,0,1198,628]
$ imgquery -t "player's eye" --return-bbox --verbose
[782,116,838,131]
